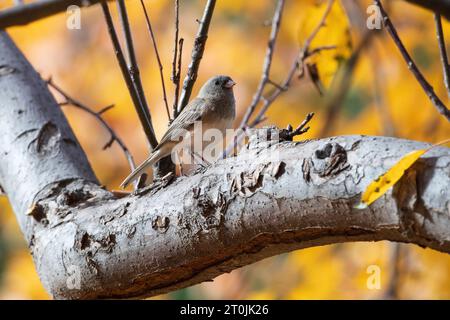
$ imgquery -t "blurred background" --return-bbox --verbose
[0,0,450,299]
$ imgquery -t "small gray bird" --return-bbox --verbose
[121,75,236,188]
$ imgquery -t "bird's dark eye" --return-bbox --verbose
[214,81,219,86]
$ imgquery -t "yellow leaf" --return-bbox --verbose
[297,1,352,88]
[355,139,450,209]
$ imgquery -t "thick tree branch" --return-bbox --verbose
[0,31,98,232]
[0,0,114,29]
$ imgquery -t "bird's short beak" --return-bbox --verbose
[224,79,236,89]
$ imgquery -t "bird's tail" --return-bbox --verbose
[120,149,165,188]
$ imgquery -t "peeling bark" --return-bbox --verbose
[0,32,450,300]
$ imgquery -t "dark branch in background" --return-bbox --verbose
[434,13,450,99]
[177,0,216,113]
[172,39,184,122]
[0,0,114,29]
[375,0,450,122]
[116,0,156,150]
[383,243,403,299]
[370,46,396,136]
[404,0,450,20]
[239,0,286,129]
[319,32,374,137]
[47,79,136,173]
[140,0,171,121]
[101,2,159,149]
[171,0,182,120]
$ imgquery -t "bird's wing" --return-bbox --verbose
[157,98,207,147]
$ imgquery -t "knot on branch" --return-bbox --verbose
[27,179,113,231]
[313,142,350,178]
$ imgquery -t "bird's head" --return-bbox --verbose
[198,75,236,100]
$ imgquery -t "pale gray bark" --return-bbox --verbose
[0,31,450,300]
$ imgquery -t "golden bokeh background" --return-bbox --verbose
[0,0,449,299]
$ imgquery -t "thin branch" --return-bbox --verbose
[224,0,335,157]
[239,0,286,129]
[177,0,217,113]
[250,57,300,127]
[101,2,159,149]
[298,0,335,78]
[46,79,136,174]
[251,0,336,127]
[140,0,171,122]
[319,31,374,137]
[115,0,156,145]
[375,0,450,122]
[172,38,184,123]
[434,13,450,99]
[279,112,315,141]
[383,243,403,299]
[116,0,138,74]
[307,45,337,56]
[370,44,396,136]
[171,0,181,119]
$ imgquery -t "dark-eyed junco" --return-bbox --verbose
[121,75,236,188]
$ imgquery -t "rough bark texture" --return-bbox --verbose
[0,31,98,237]
[1,31,450,300]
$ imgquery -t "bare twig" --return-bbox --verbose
[319,31,374,137]
[308,45,337,56]
[298,0,335,78]
[250,58,299,127]
[251,0,336,127]
[434,13,450,99]
[140,0,171,122]
[279,112,315,141]
[375,0,450,122]
[171,0,181,119]
[46,79,136,174]
[239,0,286,129]
[172,38,184,123]
[383,243,403,299]
[115,0,156,145]
[177,0,217,113]
[370,44,396,136]
[224,0,334,157]
[101,2,158,150]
